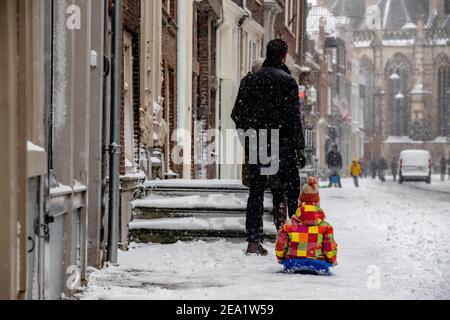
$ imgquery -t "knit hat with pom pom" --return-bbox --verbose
[299,177,320,204]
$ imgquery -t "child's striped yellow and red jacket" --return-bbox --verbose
[275,202,338,266]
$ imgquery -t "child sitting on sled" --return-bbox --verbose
[275,177,338,275]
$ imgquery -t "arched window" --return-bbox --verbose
[436,54,450,137]
[386,55,410,136]
[360,56,375,136]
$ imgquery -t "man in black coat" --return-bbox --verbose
[232,39,305,256]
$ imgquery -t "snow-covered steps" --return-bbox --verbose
[129,216,278,244]
[132,193,273,219]
[131,181,275,243]
[143,179,255,197]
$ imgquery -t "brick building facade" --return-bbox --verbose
[348,0,450,165]
[273,0,307,67]
[233,0,265,26]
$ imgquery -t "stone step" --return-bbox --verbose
[144,179,249,194]
[129,216,278,244]
[132,193,274,220]
[130,229,277,245]
[130,181,276,244]
[133,207,272,220]
[144,186,253,197]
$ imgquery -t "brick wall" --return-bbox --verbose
[245,0,265,27]
[119,0,141,175]
[274,0,306,64]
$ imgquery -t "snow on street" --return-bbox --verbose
[78,178,450,300]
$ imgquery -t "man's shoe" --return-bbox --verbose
[246,242,269,256]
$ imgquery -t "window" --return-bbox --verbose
[124,31,136,174]
[360,62,375,135]
[331,48,337,65]
[248,40,258,72]
[387,55,410,137]
[285,0,297,33]
[337,46,346,68]
[436,54,450,137]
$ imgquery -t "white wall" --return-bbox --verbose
[177,0,194,178]
[217,0,245,180]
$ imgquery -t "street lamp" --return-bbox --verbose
[395,92,405,100]
[389,73,401,81]
[309,86,317,103]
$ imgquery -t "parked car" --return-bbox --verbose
[399,150,432,184]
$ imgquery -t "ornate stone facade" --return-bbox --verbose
[329,0,450,164]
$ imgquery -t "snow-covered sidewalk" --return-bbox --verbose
[78,179,450,300]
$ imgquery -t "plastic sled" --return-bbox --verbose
[282,258,333,276]
[329,175,341,185]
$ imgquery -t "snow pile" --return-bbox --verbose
[353,40,372,48]
[27,141,45,152]
[120,171,147,180]
[384,136,414,144]
[432,137,448,144]
[382,39,415,47]
[50,183,72,195]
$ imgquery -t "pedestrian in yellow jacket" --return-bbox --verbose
[350,160,362,188]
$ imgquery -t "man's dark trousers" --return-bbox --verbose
[246,154,300,242]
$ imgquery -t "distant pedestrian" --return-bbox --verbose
[441,156,447,181]
[359,158,368,179]
[448,155,450,181]
[390,158,398,182]
[370,158,378,180]
[350,160,362,188]
[378,157,388,182]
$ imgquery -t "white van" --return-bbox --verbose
[399,150,432,184]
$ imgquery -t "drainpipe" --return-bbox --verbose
[215,1,224,178]
[107,0,122,264]
[238,9,250,85]
[100,0,110,264]
[45,0,59,218]
[44,0,55,228]
[215,0,225,29]
[41,0,56,301]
